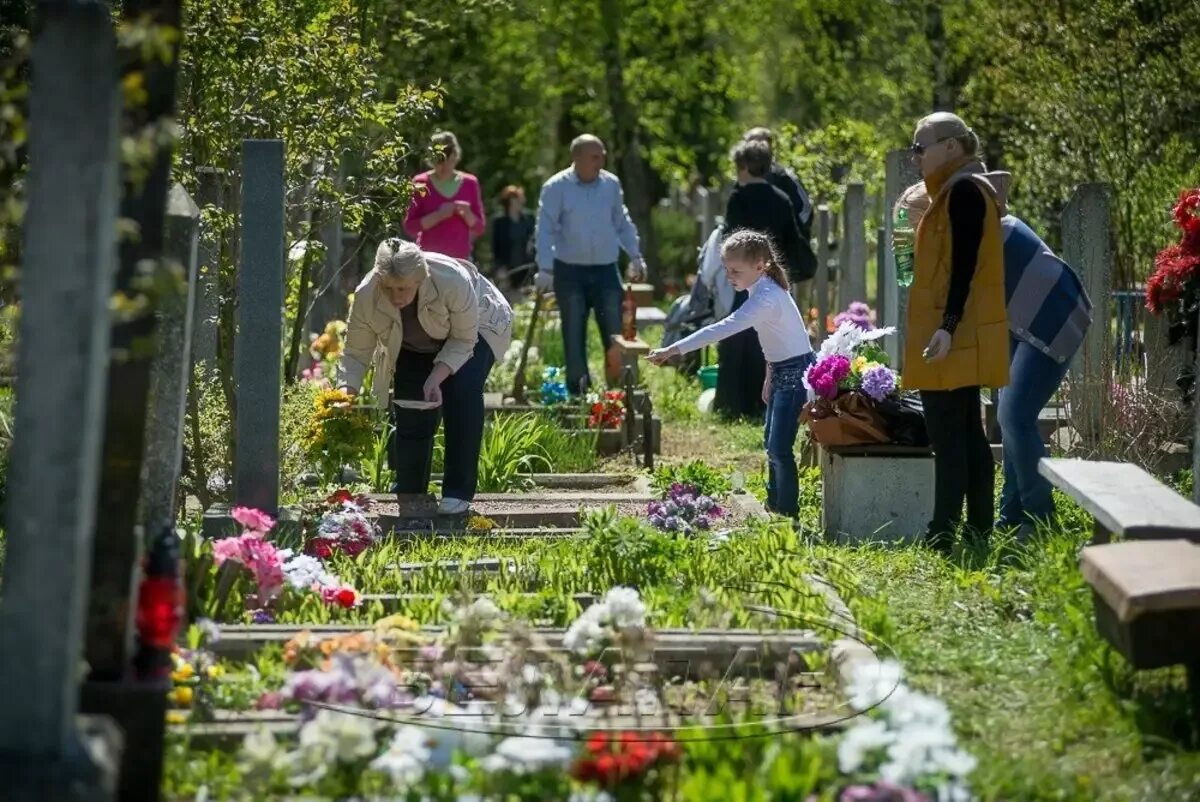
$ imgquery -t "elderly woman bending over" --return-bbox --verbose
[339,238,513,515]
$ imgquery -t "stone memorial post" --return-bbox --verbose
[838,182,867,311]
[140,184,200,537]
[309,162,347,335]
[814,205,831,345]
[1061,184,1112,453]
[0,2,123,795]
[192,167,226,376]
[234,139,286,514]
[884,150,922,367]
[876,226,887,323]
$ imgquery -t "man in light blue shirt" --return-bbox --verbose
[534,134,646,395]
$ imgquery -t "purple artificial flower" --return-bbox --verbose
[860,365,897,402]
[839,782,930,802]
[251,608,275,624]
[695,514,711,530]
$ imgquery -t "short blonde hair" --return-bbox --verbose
[894,181,931,228]
[374,237,429,281]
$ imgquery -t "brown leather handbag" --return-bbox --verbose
[801,392,891,447]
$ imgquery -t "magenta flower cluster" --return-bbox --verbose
[807,354,852,401]
[647,483,726,534]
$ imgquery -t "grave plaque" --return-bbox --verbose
[838,182,867,311]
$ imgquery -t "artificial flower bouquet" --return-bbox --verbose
[586,389,626,429]
[801,322,903,447]
[1145,188,1200,398]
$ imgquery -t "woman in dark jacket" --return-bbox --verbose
[713,138,807,419]
[491,185,536,290]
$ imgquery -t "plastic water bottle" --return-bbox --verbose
[893,207,915,287]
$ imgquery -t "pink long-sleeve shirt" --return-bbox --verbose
[403,171,486,259]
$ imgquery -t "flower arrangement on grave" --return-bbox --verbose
[210,507,362,617]
[540,365,569,405]
[586,389,626,429]
[301,488,377,559]
[835,660,976,801]
[801,322,904,447]
[646,482,727,534]
[571,730,682,791]
[302,387,375,482]
[1145,188,1200,398]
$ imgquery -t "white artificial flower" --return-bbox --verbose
[206,471,228,493]
[937,779,976,802]
[819,321,865,358]
[860,325,897,342]
[482,731,575,774]
[878,722,962,785]
[465,596,502,626]
[602,586,646,629]
[846,659,904,712]
[370,726,431,786]
[299,709,379,765]
[884,690,951,730]
[239,727,282,774]
[563,605,608,655]
[196,617,221,645]
[279,740,332,788]
[282,554,331,590]
[837,719,893,773]
[634,687,661,717]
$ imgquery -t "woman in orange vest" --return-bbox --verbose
[901,112,1010,552]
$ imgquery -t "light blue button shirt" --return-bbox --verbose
[535,168,642,273]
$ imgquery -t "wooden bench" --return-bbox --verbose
[1038,457,1200,544]
[1080,539,1200,724]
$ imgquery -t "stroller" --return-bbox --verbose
[660,226,731,374]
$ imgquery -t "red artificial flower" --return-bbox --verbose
[326,488,354,505]
[1173,188,1200,239]
[305,538,335,560]
[332,588,358,608]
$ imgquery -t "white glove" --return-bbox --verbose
[534,270,554,293]
[923,329,952,362]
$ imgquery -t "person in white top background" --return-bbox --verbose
[647,230,815,517]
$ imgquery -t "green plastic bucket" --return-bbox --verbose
[698,365,719,390]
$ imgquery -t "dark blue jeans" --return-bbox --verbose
[997,338,1072,528]
[390,338,496,500]
[763,353,815,517]
[553,260,622,395]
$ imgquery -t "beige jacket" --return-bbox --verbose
[340,251,513,406]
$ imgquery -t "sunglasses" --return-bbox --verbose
[909,136,954,156]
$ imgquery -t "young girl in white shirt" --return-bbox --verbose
[648,230,815,517]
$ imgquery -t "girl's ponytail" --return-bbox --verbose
[721,229,789,291]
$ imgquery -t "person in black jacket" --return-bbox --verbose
[713,139,807,420]
[490,185,536,290]
[743,126,814,239]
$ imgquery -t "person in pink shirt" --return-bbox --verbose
[403,131,486,259]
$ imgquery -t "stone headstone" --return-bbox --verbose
[884,150,922,368]
[234,140,285,514]
[192,167,226,376]
[814,205,831,345]
[309,161,347,336]
[0,2,123,792]
[837,182,867,311]
[1061,183,1112,451]
[140,183,200,538]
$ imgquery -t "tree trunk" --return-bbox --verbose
[599,0,661,296]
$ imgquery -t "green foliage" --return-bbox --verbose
[182,365,232,506]
[651,204,700,281]
[301,387,377,485]
[475,412,555,492]
[650,459,732,498]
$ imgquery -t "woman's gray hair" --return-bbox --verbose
[374,237,429,281]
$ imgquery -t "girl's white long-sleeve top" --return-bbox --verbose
[670,275,813,364]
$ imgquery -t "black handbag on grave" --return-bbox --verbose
[874,392,930,447]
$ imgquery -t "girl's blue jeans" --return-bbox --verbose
[764,353,816,517]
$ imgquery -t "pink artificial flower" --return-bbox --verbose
[231,506,276,535]
[211,536,243,566]
[806,354,852,400]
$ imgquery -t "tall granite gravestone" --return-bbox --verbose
[309,161,347,336]
[0,3,123,797]
[1061,184,1112,452]
[234,140,285,514]
[141,184,200,536]
[838,183,867,311]
[193,167,226,376]
[876,226,888,319]
[883,150,922,368]
[814,205,831,346]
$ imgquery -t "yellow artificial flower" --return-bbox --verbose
[166,710,188,725]
[170,662,195,683]
[172,686,194,707]
[205,664,224,680]
[853,355,868,373]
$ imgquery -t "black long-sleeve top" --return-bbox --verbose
[723,181,806,279]
[941,180,986,334]
[491,211,536,270]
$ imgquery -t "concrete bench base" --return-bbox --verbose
[820,445,933,543]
